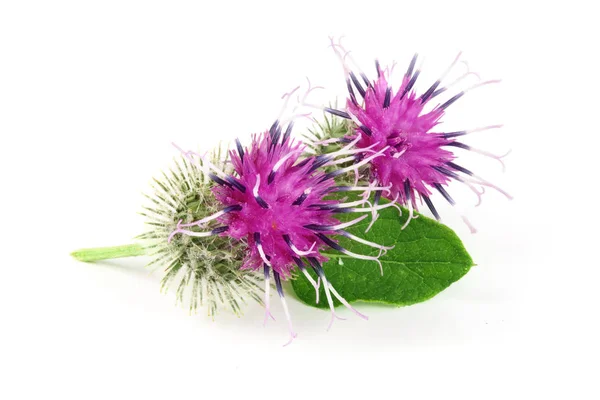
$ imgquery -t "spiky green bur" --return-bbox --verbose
[304,110,352,155]
[138,152,262,317]
[302,111,364,188]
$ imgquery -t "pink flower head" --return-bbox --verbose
[221,126,338,278]
[323,41,512,229]
[169,117,392,344]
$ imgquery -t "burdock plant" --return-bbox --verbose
[71,39,507,345]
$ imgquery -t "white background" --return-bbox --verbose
[1,1,598,399]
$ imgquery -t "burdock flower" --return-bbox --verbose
[169,100,394,344]
[316,39,512,230]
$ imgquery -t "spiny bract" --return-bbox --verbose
[139,153,263,317]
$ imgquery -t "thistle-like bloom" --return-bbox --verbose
[169,113,394,344]
[319,40,512,229]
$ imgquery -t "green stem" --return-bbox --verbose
[70,243,147,262]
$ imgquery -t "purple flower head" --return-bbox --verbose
[169,103,392,344]
[322,39,512,230]
[220,128,338,278]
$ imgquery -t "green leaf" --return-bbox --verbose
[291,202,474,308]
